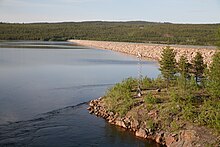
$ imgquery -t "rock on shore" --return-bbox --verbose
[88,97,219,147]
[69,40,218,65]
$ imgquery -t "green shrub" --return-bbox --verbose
[188,76,199,91]
[142,77,153,89]
[198,100,220,132]
[182,103,197,122]
[146,119,156,130]
[183,91,195,103]
[142,76,167,89]
[144,92,160,104]
[153,75,168,89]
[207,52,220,99]
[170,121,180,132]
[169,88,181,103]
[104,78,135,116]
[121,77,138,92]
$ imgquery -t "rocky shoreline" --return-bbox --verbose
[69,40,218,65]
[73,39,220,146]
[88,97,218,147]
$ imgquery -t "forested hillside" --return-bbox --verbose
[0,21,219,46]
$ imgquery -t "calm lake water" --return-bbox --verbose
[0,41,161,146]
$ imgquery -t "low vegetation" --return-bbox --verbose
[103,46,220,134]
[0,21,220,46]
[104,78,135,116]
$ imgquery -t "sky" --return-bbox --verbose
[0,0,220,24]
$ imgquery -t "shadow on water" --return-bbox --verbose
[0,41,86,49]
[0,103,163,147]
[52,83,115,91]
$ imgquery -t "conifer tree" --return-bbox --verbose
[216,28,220,47]
[208,52,220,99]
[159,46,177,87]
[178,55,191,79]
[207,28,220,99]
[191,52,206,84]
[178,55,191,89]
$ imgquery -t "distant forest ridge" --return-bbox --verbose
[0,21,220,46]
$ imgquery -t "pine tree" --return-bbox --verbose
[178,55,191,79]
[178,55,191,89]
[191,52,206,84]
[208,52,220,99]
[216,28,220,48]
[159,46,177,87]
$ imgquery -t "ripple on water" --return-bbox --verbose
[0,104,161,147]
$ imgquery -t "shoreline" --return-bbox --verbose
[72,39,220,146]
[68,40,218,65]
[88,97,219,147]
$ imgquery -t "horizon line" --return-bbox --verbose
[1,20,220,25]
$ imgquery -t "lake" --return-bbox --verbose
[0,41,161,146]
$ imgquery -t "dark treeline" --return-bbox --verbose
[0,21,220,46]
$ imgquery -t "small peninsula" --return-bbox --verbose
[87,46,220,147]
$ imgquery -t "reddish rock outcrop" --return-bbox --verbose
[88,97,219,147]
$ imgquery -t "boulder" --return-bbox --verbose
[166,130,198,147]
[115,120,126,128]
[165,135,176,147]
[155,132,164,144]
[180,130,197,142]
[172,130,198,147]
[123,117,131,129]
[89,110,94,114]
[131,119,139,131]
[109,111,114,116]
[135,128,147,138]
[89,102,94,107]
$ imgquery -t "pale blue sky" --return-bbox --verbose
[0,0,220,23]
